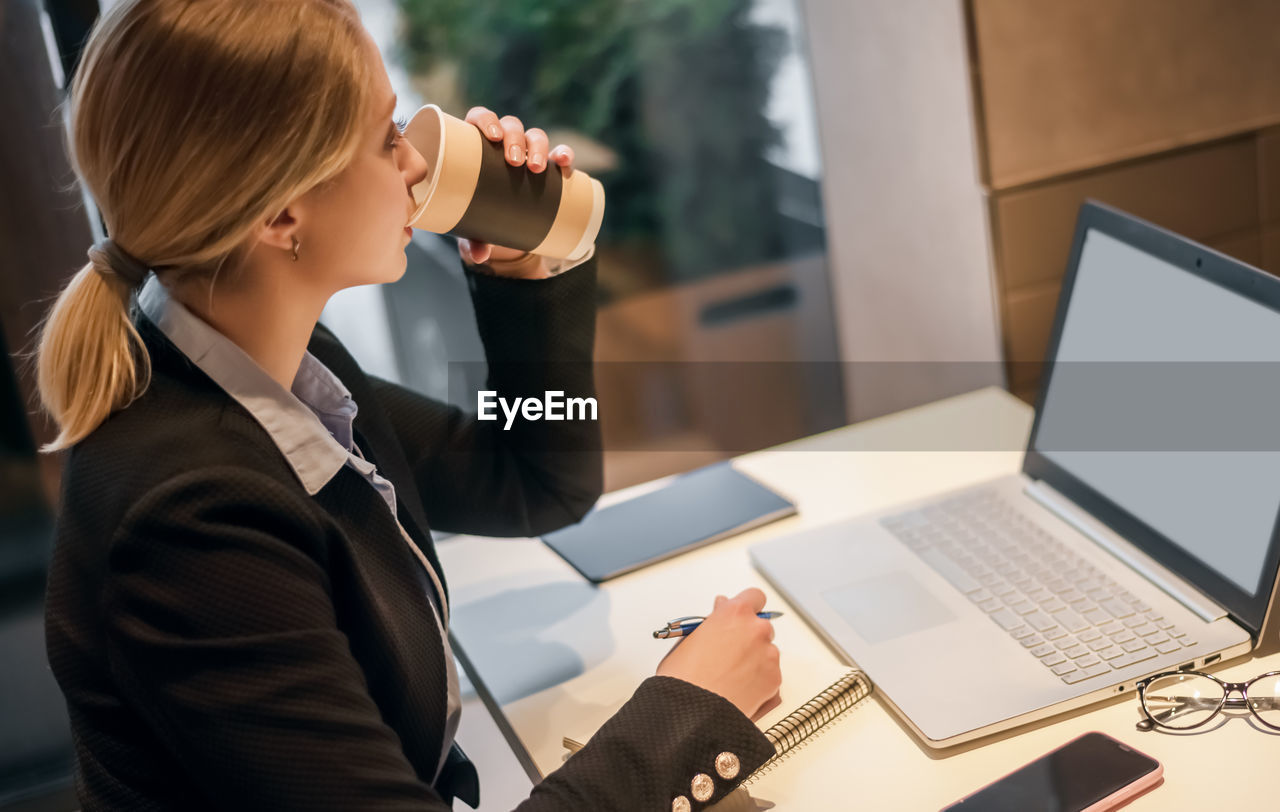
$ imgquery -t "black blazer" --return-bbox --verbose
[44,258,774,811]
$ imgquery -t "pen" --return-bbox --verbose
[652,611,784,639]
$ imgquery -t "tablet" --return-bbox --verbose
[542,461,797,583]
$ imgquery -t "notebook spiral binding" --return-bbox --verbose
[742,670,872,786]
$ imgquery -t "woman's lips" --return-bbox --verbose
[405,197,430,229]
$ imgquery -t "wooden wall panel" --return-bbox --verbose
[970,0,1280,189]
[1260,127,1280,222]
[994,137,1271,392]
[991,138,1258,293]
[1204,229,1263,269]
[1263,224,1280,275]
[1003,283,1060,388]
[1001,226,1264,391]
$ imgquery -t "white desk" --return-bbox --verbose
[438,387,1280,810]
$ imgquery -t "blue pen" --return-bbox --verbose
[652,611,784,639]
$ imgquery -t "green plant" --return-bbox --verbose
[394,0,793,282]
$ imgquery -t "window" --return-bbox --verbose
[334,0,845,488]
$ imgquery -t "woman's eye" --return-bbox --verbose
[388,116,409,149]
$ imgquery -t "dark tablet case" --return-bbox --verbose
[542,461,797,583]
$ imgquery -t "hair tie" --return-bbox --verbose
[88,237,151,288]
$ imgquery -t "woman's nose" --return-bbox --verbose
[403,139,429,190]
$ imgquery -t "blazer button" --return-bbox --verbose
[672,795,691,812]
[715,751,741,780]
[691,773,715,802]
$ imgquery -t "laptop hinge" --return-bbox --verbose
[1024,480,1227,624]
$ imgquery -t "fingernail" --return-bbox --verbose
[528,154,544,170]
[509,144,524,163]
[488,124,501,139]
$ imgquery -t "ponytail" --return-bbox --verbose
[33,0,376,451]
[34,261,150,452]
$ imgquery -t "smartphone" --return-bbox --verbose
[941,731,1162,812]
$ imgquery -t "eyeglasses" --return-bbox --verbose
[1135,670,1280,732]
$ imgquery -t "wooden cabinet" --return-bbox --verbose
[593,254,844,490]
[967,1,1280,401]
[969,0,1280,190]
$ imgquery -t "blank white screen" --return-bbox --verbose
[1036,229,1280,595]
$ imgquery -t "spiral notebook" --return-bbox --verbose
[562,669,872,786]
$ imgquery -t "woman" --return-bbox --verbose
[36,1,783,810]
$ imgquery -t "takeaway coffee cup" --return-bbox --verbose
[403,104,605,262]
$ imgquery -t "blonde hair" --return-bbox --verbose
[34,0,376,451]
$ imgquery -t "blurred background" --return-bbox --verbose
[5,0,1280,808]
[326,0,850,490]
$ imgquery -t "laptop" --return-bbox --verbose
[751,201,1280,748]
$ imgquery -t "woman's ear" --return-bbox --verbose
[258,206,301,254]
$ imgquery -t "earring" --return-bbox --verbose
[290,235,300,262]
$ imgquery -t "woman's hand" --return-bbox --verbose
[655,588,784,722]
[457,106,576,277]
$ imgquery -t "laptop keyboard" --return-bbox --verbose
[880,489,1197,686]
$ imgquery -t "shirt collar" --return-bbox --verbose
[136,273,352,495]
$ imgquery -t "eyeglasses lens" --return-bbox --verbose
[1142,673,1224,729]
[1247,674,1280,729]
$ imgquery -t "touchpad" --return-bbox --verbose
[822,571,956,643]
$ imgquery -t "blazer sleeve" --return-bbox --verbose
[102,466,453,811]
[517,676,777,811]
[367,256,603,538]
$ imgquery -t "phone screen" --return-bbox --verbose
[944,732,1160,812]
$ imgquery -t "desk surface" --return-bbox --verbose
[438,386,1279,810]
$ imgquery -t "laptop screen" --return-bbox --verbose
[1029,217,1280,630]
